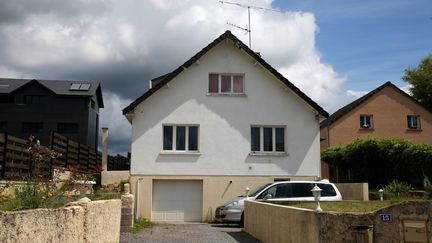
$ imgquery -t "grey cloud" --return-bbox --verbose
[0,0,110,25]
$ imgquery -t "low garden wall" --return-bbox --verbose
[101,170,130,186]
[0,199,121,243]
[336,182,369,201]
[245,200,432,243]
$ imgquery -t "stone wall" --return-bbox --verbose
[0,199,121,243]
[245,200,432,243]
[121,190,134,232]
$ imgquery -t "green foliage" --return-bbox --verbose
[322,138,432,188]
[383,180,411,194]
[131,218,154,234]
[402,54,432,110]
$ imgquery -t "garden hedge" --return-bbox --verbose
[322,138,432,188]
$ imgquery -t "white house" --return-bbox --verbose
[123,31,328,222]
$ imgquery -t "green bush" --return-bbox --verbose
[383,180,411,194]
[322,138,432,188]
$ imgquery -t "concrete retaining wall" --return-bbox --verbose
[0,199,121,243]
[336,182,369,201]
[245,200,320,242]
[245,200,432,243]
[102,171,130,185]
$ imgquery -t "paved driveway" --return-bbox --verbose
[120,223,261,243]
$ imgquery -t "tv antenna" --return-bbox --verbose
[220,1,283,48]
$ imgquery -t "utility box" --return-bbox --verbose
[403,220,428,243]
[354,225,374,243]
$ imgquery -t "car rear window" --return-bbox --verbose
[292,183,313,197]
[317,183,337,197]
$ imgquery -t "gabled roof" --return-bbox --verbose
[320,81,430,128]
[0,78,104,108]
[122,30,328,117]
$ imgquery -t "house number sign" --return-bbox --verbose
[380,214,392,222]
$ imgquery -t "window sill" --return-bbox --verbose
[206,93,247,97]
[359,128,374,130]
[159,151,201,155]
[406,128,422,132]
[249,152,287,157]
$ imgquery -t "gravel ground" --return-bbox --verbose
[120,223,261,243]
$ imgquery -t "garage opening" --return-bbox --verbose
[152,180,203,222]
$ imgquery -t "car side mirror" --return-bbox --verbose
[263,193,273,200]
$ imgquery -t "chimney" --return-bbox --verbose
[102,127,109,171]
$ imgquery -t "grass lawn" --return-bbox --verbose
[291,198,419,213]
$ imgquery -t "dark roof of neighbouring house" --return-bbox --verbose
[122,30,328,117]
[0,78,104,108]
[320,81,430,128]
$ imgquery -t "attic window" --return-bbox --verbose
[407,115,420,130]
[208,73,244,94]
[360,115,373,129]
[69,83,91,91]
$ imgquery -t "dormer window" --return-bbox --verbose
[360,115,373,129]
[208,73,244,94]
[407,115,420,130]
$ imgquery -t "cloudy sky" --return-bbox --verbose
[0,0,430,154]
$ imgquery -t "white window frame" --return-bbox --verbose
[360,115,373,129]
[407,115,421,130]
[250,125,286,155]
[162,124,200,153]
[208,73,245,95]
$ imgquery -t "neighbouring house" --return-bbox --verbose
[123,31,328,222]
[0,78,104,149]
[320,81,432,180]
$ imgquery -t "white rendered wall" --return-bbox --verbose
[130,40,321,177]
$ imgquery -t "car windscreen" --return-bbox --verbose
[243,183,273,197]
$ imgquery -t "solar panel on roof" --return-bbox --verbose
[70,83,81,90]
[79,83,91,91]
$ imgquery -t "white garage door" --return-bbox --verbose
[152,180,203,222]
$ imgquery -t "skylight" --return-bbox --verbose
[69,83,91,91]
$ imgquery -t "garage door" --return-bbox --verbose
[152,180,203,222]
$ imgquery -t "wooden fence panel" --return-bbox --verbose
[0,133,5,178]
[0,132,107,180]
[78,144,89,172]
[51,133,68,167]
[67,140,79,166]
[4,134,30,179]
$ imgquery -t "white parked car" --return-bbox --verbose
[215,180,342,226]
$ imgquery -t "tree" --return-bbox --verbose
[402,54,432,110]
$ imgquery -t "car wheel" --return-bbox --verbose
[239,213,244,227]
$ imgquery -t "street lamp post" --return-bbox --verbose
[378,189,384,201]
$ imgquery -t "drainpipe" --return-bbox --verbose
[135,178,143,220]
